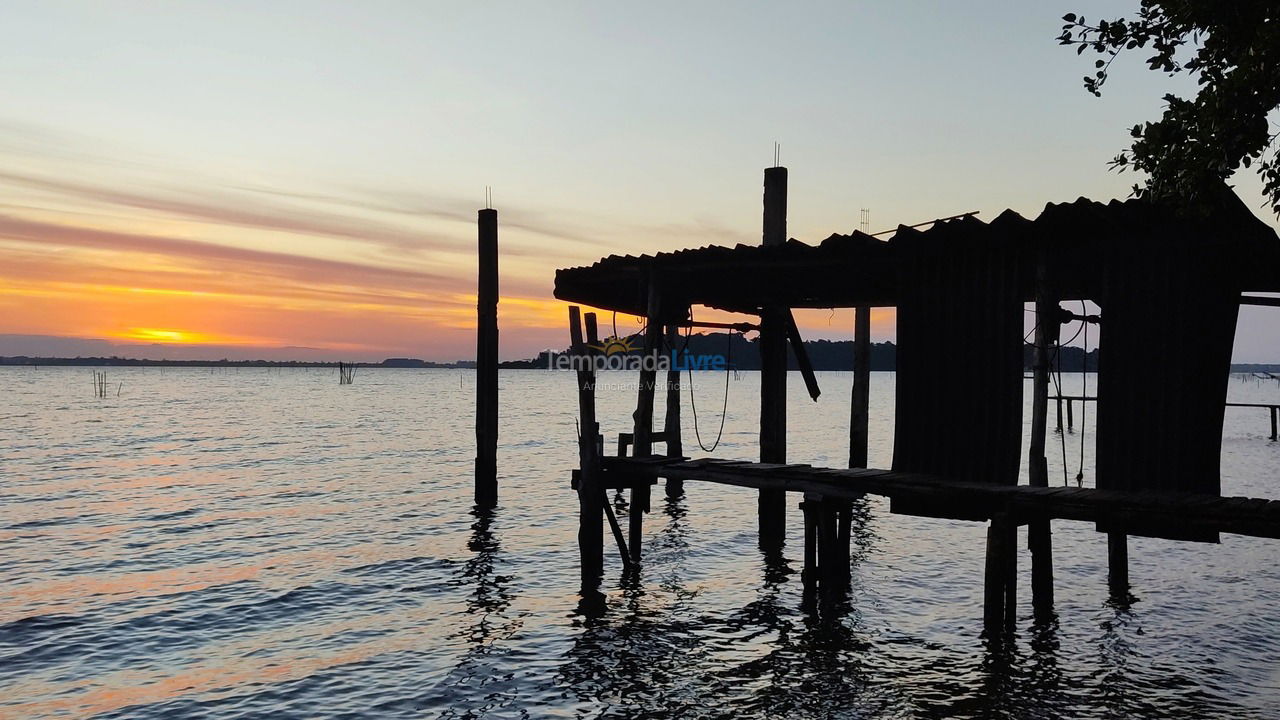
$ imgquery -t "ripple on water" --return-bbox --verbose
[0,368,1277,719]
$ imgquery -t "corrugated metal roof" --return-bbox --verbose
[554,193,1280,315]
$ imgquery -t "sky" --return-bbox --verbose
[0,1,1277,362]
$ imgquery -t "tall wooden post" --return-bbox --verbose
[569,307,603,590]
[1028,268,1056,619]
[663,323,684,498]
[850,306,871,468]
[759,166,788,549]
[475,208,499,508]
[630,276,663,562]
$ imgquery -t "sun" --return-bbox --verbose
[119,328,208,344]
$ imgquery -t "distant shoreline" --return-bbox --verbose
[3,356,1279,374]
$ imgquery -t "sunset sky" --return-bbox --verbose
[1,1,1277,361]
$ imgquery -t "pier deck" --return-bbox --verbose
[603,456,1280,541]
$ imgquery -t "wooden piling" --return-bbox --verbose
[569,306,603,590]
[475,208,499,508]
[629,276,663,562]
[758,166,788,548]
[1028,273,1056,619]
[800,495,818,603]
[983,517,1017,633]
[1271,406,1277,441]
[664,323,684,497]
[1107,531,1128,598]
[816,499,840,606]
[850,305,871,468]
[1067,398,1074,432]
[587,313,633,570]
[835,501,853,592]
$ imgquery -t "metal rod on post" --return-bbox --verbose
[569,307,603,592]
[475,208,499,508]
[850,305,871,468]
[758,165,788,549]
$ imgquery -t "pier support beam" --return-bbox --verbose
[758,166,788,549]
[569,307,603,591]
[475,208,499,508]
[984,516,1017,634]
[850,305,871,468]
[1108,531,1129,599]
[629,276,664,562]
[664,323,684,498]
[1028,273,1057,620]
[800,493,852,610]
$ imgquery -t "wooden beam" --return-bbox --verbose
[759,166,788,549]
[1028,263,1056,620]
[784,310,821,401]
[606,457,1280,540]
[984,516,1017,634]
[629,276,663,562]
[474,208,499,507]
[569,307,603,591]
[1108,531,1129,600]
[664,323,684,498]
[850,306,871,468]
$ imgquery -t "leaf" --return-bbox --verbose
[1063,13,1076,22]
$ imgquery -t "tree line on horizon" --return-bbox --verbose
[502,332,1103,372]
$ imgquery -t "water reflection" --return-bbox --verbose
[436,506,521,717]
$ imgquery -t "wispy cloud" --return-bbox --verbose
[0,213,457,292]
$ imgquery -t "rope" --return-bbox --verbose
[684,317,732,452]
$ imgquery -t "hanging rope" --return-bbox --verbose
[684,318,732,452]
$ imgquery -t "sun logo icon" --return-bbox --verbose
[590,335,638,356]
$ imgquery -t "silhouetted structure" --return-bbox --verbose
[476,208,499,507]
[554,167,1280,633]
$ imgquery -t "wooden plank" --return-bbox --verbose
[605,457,1280,540]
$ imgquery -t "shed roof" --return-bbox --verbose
[553,192,1280,317]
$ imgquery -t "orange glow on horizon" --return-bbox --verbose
[114,328,225,344]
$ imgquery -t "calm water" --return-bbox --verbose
[2,367,1279,719]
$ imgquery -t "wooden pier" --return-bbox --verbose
[552,166,1280,633]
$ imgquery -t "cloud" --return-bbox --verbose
[0,169,474,256]
[0,212,460,294]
